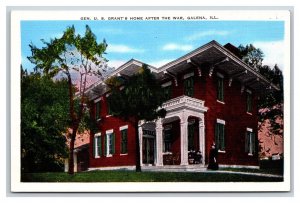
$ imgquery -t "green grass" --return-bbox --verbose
[21,170,283,182]
[220,167,284,175]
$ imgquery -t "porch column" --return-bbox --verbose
[155,118,163,166]
[199,117,205,165]
[180,112,189,165]
[138,120,145,166]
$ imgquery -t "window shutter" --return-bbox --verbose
[93,137,96,157]
[251,132,256,153]
[97,136,102,156]
[104,134,107,156]
[245,132,249,153]
[112,133,115,154]
[215,123,219,150]
[125,130,128,153]
[191,77,194,97]
[220,124,225,150]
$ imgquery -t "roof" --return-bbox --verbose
[86,40,280,99]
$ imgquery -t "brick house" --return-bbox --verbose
[85,40,279,170]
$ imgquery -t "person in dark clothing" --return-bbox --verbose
[207,143,219,170]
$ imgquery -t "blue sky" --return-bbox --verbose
[21,20,285,72]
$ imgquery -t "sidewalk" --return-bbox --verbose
[141,165,283,178]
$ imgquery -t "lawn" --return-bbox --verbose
[21,170,283,182]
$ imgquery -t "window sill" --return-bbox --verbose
[217,100,225,104]
[96,118,101,122]
[248,153,253,156]
[120,153,128,156]
[106,154,113,157]
[94,156,100,159]
[218,150,226,153]
[106,115,112,118]
[246,112,253,115]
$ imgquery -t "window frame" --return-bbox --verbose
[162,81,172,100]
[245,128,256,155]
[217,73,224,102]
[183,72,194,97]
[246,90,253,113]
[93,133,102,158]
[215,119,226,152]
[120,125,128,155]
[163,125,172,153]
[105,129,115,157]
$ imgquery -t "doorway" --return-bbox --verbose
[142,137,154,165]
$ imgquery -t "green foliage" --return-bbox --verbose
[107,65,167,122]
[27,25,108,174]
[238,44,264,70]
[238,44,284,135]
[21,68,69,172]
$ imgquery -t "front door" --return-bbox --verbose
[142,137,154,165]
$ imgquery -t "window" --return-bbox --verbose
[215,120,225,151]
[188,123,195,151]
[93,133,102,158]
[246,90,253,113]
[163,126,172,152]
[184,76,194,97]
[245,129,256,155]
[105,130,115,156]
[120,128,128,154]
[107,101,112,115]
[217,75,224,101]
[162,81,172,100]
[95,101,101,120]
[163,85,172,100]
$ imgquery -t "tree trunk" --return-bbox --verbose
[68,129,77,175]
[135,121,141,172]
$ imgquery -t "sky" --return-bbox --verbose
[21,20,285,72]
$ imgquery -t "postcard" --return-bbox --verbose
[11,8,291,192]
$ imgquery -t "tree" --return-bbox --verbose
[238,44,264,71]
[238,44,283,134]
[21,67,69,172]
[106,65,167,172]
[28,25,108,174]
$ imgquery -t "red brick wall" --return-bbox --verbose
[89,95,137,168]
[200,68,259,166]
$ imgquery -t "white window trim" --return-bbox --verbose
[106,129,114,134]
[119,125,128,131]
[217,119,226,125]
[246,89,252,94]
[162,81,172,87]
[94,97,102,103]
[217,72,224,78]
[106,132,113,157]
[94,133,101,158]
[246,128,255,156]
[217,100,225,104]
[120,126,128,155]
[183,72,194,79]
[246,128,253,132]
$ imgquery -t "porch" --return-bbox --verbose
[139,95,208,167]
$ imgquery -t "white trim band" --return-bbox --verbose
[183,72,194,79]
[217,118,226,125]
[119,125,128,131]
